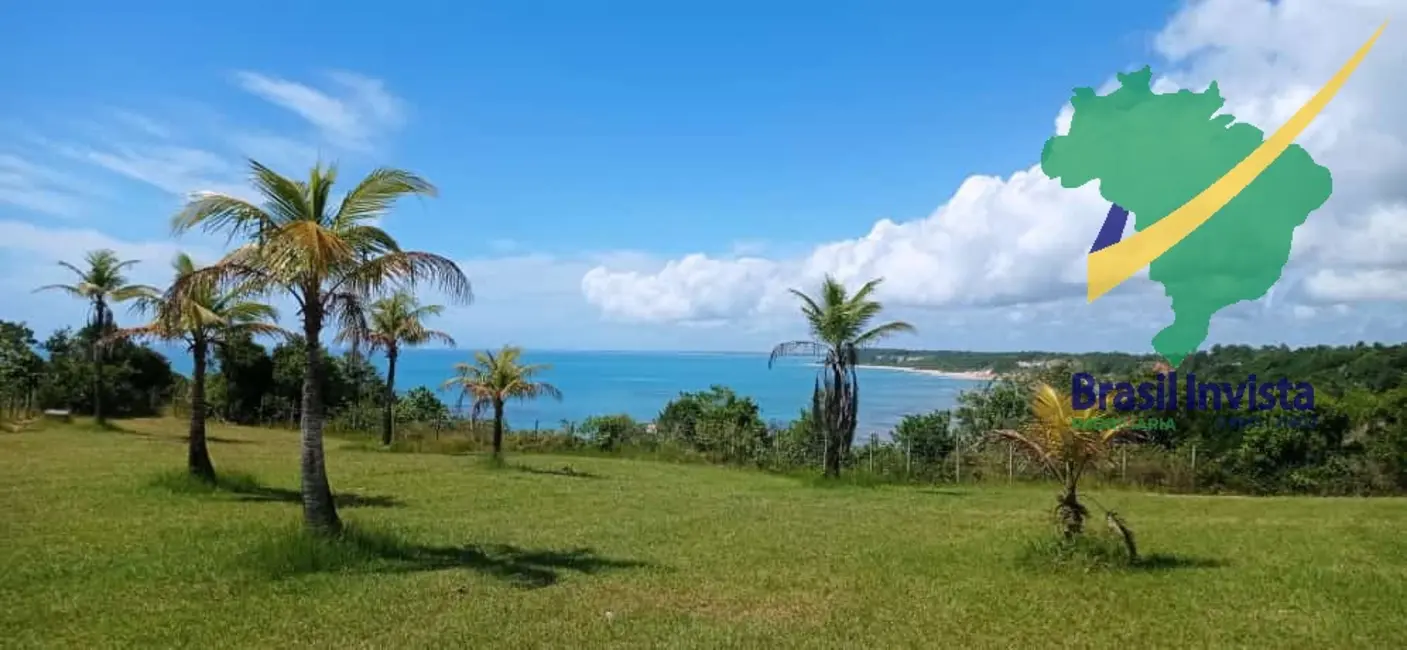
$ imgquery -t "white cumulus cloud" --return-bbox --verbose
[581,0,1407,331]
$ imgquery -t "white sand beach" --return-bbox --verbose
[854,364,996,380]
[802,361,998,380]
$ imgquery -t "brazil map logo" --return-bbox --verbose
[1039,22,1388,367]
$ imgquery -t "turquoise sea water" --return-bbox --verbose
[171,349,987,436]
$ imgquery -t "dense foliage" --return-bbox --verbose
[35,325,175,418]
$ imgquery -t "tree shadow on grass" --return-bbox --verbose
[249,525,654,588]
[231,486,406,509]
[101,424,253,446]
[1132,553,1227,571]
[150,470,405,508]
[510,463,602,479]
[188,435,257,445]
[916,488,967,497]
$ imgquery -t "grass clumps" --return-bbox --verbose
[243,523,413,578]
[1016,532,1135,572]
[146,468,265,495]
[1016,532,1225,573]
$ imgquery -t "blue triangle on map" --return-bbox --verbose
[1090,203,1129,253]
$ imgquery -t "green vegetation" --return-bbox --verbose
[4,157,1407,646]
[4,419,1407,647]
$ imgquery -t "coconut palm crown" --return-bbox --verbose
[768,275,915,477]
[34,249,156,424]
[336,291,455,446]
[170,159,472,533]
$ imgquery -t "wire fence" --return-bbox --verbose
[232,402,1208,491]
[8,387,1214,492]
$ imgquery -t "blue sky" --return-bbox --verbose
[2,1,1404,353]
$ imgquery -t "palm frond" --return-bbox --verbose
[332,250,472,305]
[33,283,84,298]
[768,340,827,368]
[250,159,316,227]
[331,167,437,231]
[412,328,456,347]
[56,260,87,279]
[848,277,884,304]
[171,191,279,243]
[852,320,917,347]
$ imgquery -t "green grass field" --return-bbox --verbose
[4,419,1407,648]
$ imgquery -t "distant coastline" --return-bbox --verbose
[855,364,996,381]
[806,361,996,381]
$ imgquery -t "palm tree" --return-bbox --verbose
[336,291,454,446]
[171,159,472,534]
[995,381,1135,539]
[768,275,915,478]
[34,249,156,425]
[112,253,282,482]
[442,345,561,459]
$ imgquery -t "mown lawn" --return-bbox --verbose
[3,419,1406,649]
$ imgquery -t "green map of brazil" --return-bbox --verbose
[1040,67,1333,366]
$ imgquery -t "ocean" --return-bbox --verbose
[168,349,988,436]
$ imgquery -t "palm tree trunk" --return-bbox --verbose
[822,361,846,478]
[491,399,505,458]
[93,349,105,425]
[823,442,841,478]
[92,336,106,425]
[92,302,108,425]
[188,338,216,483]
[1057,481,1087,539]
[382,349,397,446]
[299,305,341,534]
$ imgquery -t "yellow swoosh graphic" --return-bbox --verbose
[1087,21,1388,303]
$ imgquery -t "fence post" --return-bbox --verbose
[868,433,876,473]
[1008,441,1015,482]
[955,434,963,483]
[1190,443,1198,490]
[1121,445,1128,483]
[905,440,912,476]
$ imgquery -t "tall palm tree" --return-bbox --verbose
[768,275,915,477]
[34,249,155,425]
[112,253,282,482]
[996,381,1135,539]
[442,345,561,459]
[171,159,472,533]
[336,291,454,446]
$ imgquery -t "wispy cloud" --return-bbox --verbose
[232,70,406,152]
[5,68,406,222]
[111,110,173,139]
[0,153,91,217]
[66,143,248,198]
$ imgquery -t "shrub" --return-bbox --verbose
[579,414,644,451]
